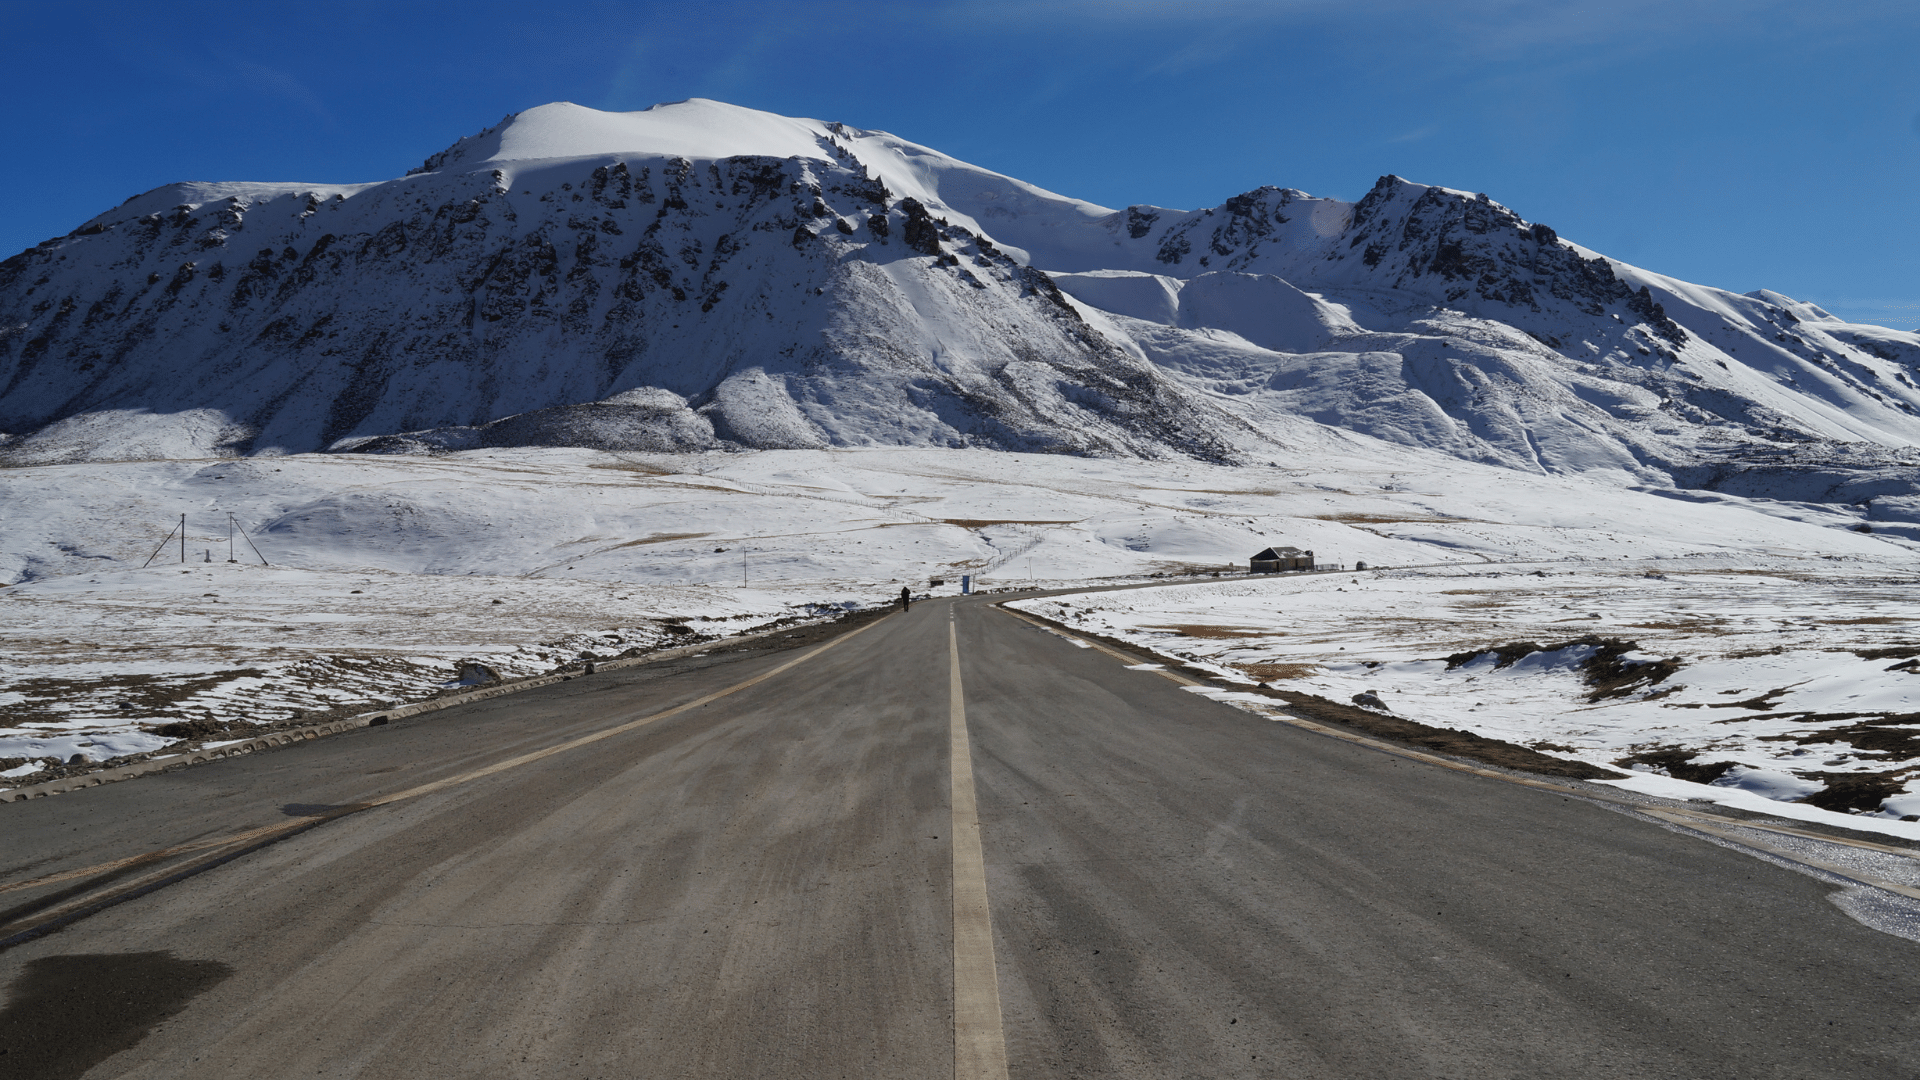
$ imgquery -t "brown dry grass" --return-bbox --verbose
[1,668,266,726]
[1312,513,1470,525]
[1826,617,1906,625]
[1144,624,1274,639]
[609,532,712,549]
[941,519,1080,529]
[1240,662,1321,682]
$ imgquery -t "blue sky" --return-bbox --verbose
[3,0,1916,329]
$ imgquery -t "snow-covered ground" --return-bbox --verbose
[0,564,812,778]
[1011,557,1920,839]
[4,443,1917,808]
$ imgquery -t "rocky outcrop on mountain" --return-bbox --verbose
[2,99,1916,491]
[1100,178,1682,346]
[1033,177,1920,479]
[0,102,1239,464]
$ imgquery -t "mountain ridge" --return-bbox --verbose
[3,98,1917,523]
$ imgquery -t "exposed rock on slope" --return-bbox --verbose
[2,99,1917,501]
[1042,179,1920,481]
[0,101,1238,464]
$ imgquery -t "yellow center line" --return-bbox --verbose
[949,609,1009,1080]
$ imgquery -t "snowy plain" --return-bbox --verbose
[1011,554,1920,840]
[1,438,1915,833]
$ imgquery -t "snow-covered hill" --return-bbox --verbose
[3,98,1918,513]
[1043,179,1920,483]
[0,100,1236,465]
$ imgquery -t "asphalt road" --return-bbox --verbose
[1,596,1917,1079]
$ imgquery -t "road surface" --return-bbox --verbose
[1,596,1916,1078]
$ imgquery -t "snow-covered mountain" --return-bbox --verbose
[0,100,1238,465]
[3,98,1918,507]
[1043,179,1920,482]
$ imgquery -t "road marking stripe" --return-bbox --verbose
[1642,805,1920,858]
[1,615,849,806]
[0,616,892,943]
[949,612,1010,1080]
[361,617,888,809]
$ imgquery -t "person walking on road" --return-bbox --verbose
[899,586,911,612]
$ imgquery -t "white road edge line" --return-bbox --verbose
[949,609,1010,1080]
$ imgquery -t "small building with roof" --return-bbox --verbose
[1250,545,1313,573]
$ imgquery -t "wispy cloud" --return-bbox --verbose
[1825,299,1920,310]
[917,0,1919,68]
[1143,38,1235,78]
[228,60,334,127]
[596,3,828,112]
[1816,298,1920,330]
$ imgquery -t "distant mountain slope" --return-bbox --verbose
[1038,179,1920,480]
[3,100,1917,513]
[0,100,1238,464]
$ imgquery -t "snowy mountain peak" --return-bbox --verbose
[1743,289,1838,323]
[402,99,1114,266]
[3,99,1919,518]
[411,99,847,175]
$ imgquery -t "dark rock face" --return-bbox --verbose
[1129,177,1687,348]
[0,142,1243,464]
[899,197,943,256]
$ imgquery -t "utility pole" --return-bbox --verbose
[179,514,186,564]
[228,514,237,563]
